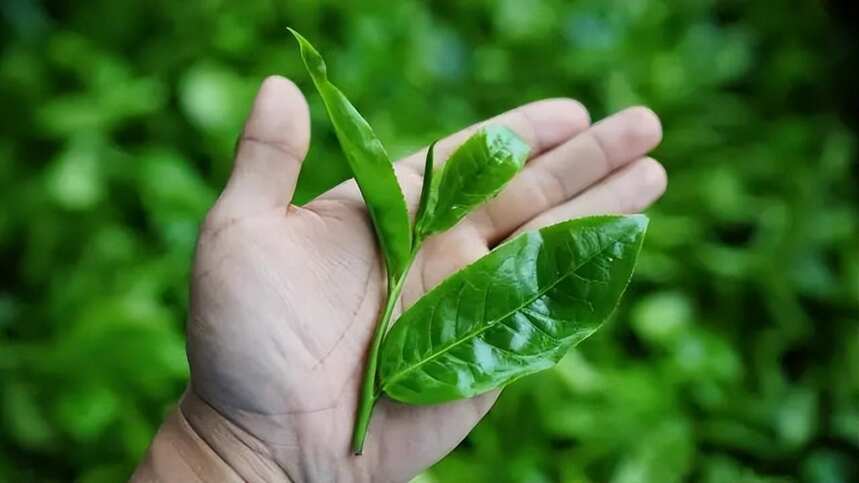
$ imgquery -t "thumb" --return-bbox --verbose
[216,75,310,219]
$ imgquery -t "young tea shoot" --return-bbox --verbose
[289,29,649,455]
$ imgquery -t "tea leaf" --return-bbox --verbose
[380,215,648,404]
[415,125,529,240]
[413,140,438,242]
[289,29,412,278]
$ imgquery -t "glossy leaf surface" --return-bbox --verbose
[413,140,438,242]
[289,29,412,278]
[380,215,648,404]
[414,125,530,239]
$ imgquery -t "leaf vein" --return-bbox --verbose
[381,232,634,390]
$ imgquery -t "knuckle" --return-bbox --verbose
[588,130,613,173]
[238,133,305,162]
[536,165,569,207]
[509,109,540,151]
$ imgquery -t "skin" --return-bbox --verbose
[133,76,666,483]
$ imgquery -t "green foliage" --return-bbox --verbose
[290,28,412,279]
[289,28,556,455]
[414,140,439,236]
[415,125,530,239]
[380,215,647,404]
[0,0,857,482]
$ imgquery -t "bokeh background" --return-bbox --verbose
[2,0,858,481]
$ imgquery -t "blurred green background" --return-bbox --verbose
[2,0,858,481]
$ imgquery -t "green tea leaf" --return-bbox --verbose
[413,140,438,242]
[289,28,412,278]
[380,215,648,404]
[415,125,530,240]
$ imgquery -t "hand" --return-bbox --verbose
[136,76,666,483]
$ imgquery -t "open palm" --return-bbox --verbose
[182,77,666,483]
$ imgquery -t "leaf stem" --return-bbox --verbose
[351,249,418,455]
[352,151,432,454]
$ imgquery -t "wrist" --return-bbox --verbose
[132,388,291,483]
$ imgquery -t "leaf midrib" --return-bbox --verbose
[381,230,631,391]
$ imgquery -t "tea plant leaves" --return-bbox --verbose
[413,140,438,242]
[289,29,412,278]
[380,215,648,404]
[414,126,530,240]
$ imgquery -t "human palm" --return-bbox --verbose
[182,77,666,483]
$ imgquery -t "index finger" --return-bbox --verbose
[320,98,590,207]
[397,98,590,176]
